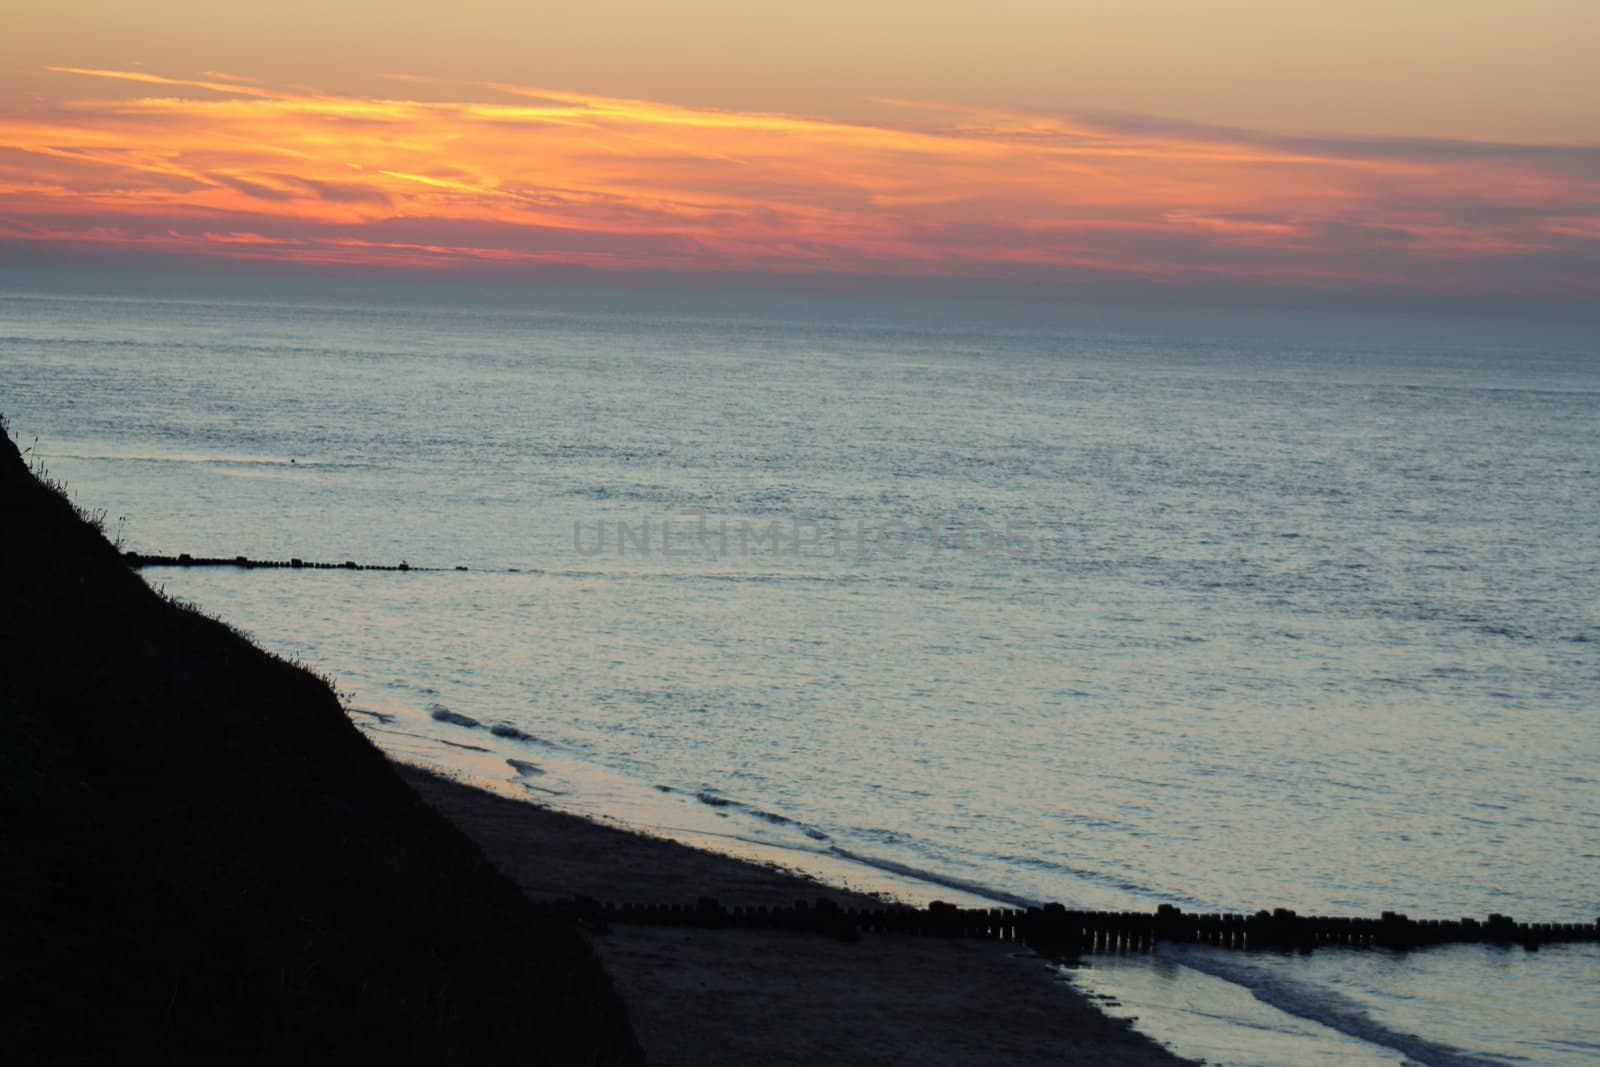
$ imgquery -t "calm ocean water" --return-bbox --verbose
[5,273,1597,1065]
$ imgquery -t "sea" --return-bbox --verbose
[4,269,1597,1066]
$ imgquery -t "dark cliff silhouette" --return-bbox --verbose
[0,427,640,1065]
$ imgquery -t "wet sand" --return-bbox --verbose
[400,764,1194,1066]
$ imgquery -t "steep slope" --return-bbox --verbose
[0,426,640,1065]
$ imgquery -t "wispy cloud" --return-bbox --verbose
[2,67,1597,303]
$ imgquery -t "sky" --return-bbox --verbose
[3,2,1597,310]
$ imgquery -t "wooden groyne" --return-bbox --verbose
[554,897,1600,953]
[125,551,463,572]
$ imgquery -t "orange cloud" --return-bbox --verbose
[2,68,1597,302]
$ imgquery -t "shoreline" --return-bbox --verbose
[2,418,1183,1064]
[398,762,1196,1066]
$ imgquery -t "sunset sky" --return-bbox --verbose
[4,1,1597,308]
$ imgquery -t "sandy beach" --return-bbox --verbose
[400,765,1193,1066]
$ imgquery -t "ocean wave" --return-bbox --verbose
[429,704,481,728]
[825,846,1034,908]
[689,790,831,841]
[1166,947,1513,1067]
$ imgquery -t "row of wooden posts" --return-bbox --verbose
[124,551,461,572]
[555,896,1600,953]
